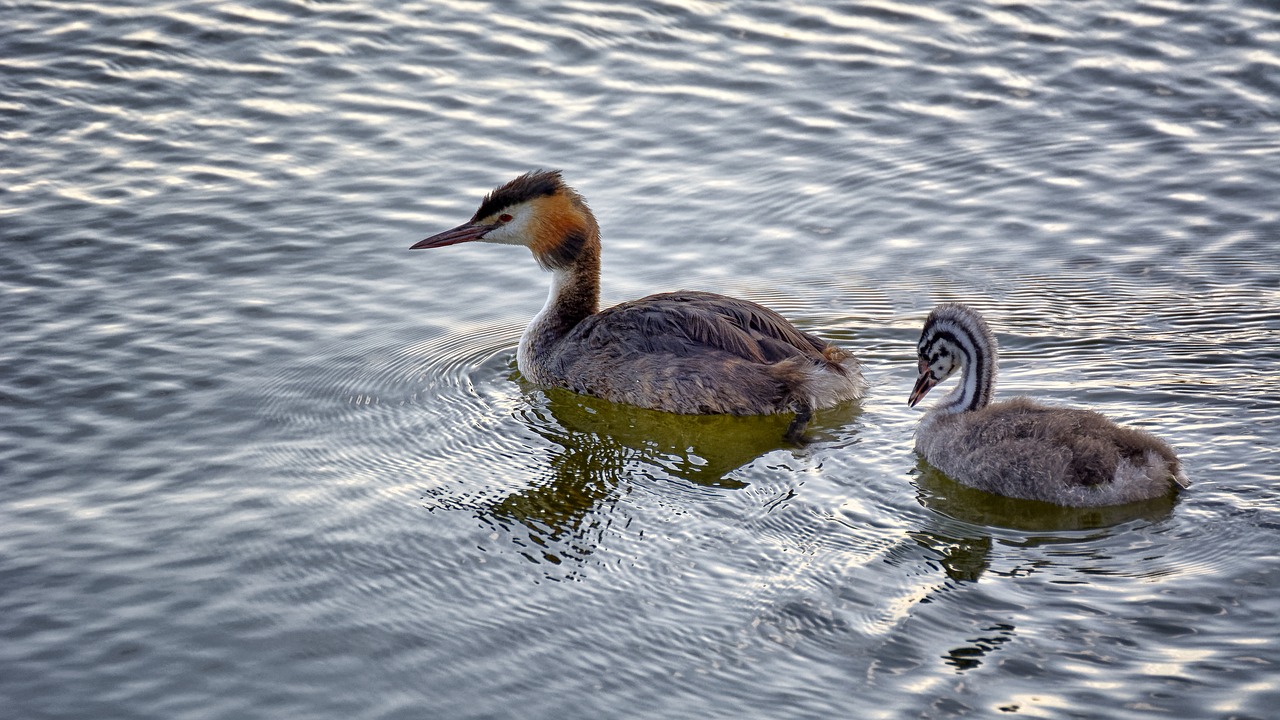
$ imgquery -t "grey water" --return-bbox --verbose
[2,1,1278,718]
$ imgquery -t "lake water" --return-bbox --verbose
[3,1,1279,718]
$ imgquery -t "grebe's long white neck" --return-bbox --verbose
[908,303,997,415]
[517,263,597,382]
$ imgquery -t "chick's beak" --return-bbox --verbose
[908,359,936,408]
[411,222,491,249]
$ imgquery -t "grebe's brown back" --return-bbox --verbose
[412,170,866,440]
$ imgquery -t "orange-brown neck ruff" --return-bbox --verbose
[526,192,599,272]
[516,192,602,382]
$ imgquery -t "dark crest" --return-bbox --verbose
[921,304,996,357]
[472,169,564,222]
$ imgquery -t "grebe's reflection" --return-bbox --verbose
[482,384,860,569]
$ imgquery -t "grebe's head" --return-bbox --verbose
[908,303,995,408]
[412,170,599,270]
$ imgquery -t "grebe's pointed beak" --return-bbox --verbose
[411,222,491,249]
[908,359,936,408]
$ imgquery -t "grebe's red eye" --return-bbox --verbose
[499,213,513,223]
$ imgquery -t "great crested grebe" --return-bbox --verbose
[412,170,866,440]
[908,303,1189,507]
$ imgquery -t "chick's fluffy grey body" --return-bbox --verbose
[917,397,1185,506]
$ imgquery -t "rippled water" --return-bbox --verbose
[3,1,1278,718]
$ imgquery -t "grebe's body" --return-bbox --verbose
[909,304,1188,507]
[413,171,865,437]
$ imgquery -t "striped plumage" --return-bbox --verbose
[412,171,866,439]
[908,303,1189,507]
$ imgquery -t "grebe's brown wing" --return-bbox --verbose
[572,290,830,364]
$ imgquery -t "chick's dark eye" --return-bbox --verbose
[499,213,513,223]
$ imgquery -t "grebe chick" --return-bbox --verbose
[412,170,866,440]
[908,303,1189,507]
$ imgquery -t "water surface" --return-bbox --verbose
[3,1,1279,718]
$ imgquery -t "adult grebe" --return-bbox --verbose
[412,170,865,440]
[908,303,1189,506]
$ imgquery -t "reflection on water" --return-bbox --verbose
[907,460,1180,585]
[483,382,863,567]
[909,527,995,584]
[520,384,797,487]
[912,461,1180,533]
[896,461,1187,680]
[942,622,1018,673]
